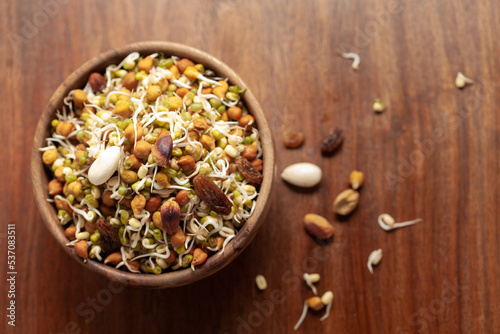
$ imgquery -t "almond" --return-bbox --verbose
[160,201,181,234]
[303,213,334,239]
[104,251,122,265]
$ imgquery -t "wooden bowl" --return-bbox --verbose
[31,41,275,288]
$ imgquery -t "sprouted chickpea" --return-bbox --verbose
[41,52,263,274]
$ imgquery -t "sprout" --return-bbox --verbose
[456,72,474,88]
[378,214,423,231]
[373,98,386,113]
[338,52,360,70]
[367,248,383,274]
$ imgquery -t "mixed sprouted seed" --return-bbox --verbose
[41,52,264,274]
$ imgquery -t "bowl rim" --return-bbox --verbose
[31,41,275,288]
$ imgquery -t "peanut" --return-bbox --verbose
[102,191,117,207]
[144,196,161,213]
[200,134,215,151]
[100,203,115,217]
[170,228,186,249]
[174,190,190,205]
[131,194,146,215]
[251,158,263,171]
[65,225,76,241]
[241,144,258,160]
[165,250,177,263]
[333,189,359,215]
[127,260,140,272]
[42,148,58,165]
[55,197,72,214]
[152,211,162,228]
[178,155,196,173]
[74,240,88,260]
[239,115,255,129]
[48,179,62,196]
[104,251,122,265]
[133,140,152,159]
[303,213,335,239]
[119,198,132,209]
[192,248,208,266]
[125,154,142,170]
[124,124,143,142]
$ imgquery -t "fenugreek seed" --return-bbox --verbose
[255,274,267,290]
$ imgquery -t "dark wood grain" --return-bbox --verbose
[2,0,499,333]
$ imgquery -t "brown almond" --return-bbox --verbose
[152,134,173,167]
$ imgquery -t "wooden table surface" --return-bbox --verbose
[1,0,499,333]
